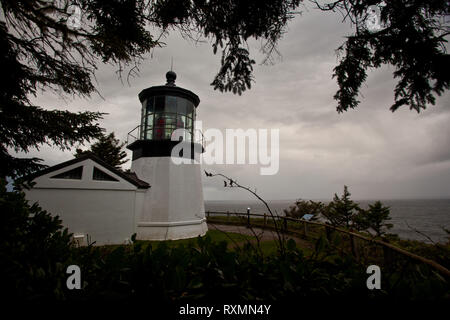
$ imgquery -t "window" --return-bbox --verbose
[146,98,154,113]
[51,166,83,179]
[92,167,118,182]
[141,95,196,141]
[154,96,165,112]
[177,98,187,114]
[145,129,153,140]
[166,96,177,113]
[146,114,154,129]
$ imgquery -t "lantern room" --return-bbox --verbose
[138,71,199,142]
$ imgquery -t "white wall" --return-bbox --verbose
[25,158,145,245]
[26,189,140,245]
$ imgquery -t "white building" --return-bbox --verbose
[25,72,207,245]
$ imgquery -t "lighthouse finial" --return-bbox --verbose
[166,70,176,86]
[166,57,177,85]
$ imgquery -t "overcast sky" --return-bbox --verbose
[22,5,450,201]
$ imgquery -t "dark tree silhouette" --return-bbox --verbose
[354,200,393,237]
[323,185,360,228]
[75,132,128,169]
[313,0,449,112]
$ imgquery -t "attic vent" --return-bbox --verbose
[51,166,83,179]
[93,167,119,181]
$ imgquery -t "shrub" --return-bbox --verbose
[2,178,447,304]
[0,180,73,301]
[283,199,324,221]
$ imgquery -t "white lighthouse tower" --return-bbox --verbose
[127,71,207,240]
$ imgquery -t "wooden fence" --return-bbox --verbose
[205,210,450,279]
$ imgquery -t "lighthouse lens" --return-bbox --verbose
[141,95,196,141]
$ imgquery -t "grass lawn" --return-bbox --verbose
[140,229,315,257]
[97,230,256,252]
[135,229,255,248]
[97,229,311,257]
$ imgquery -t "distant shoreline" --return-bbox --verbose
[205,198,450,202]
[205,199,450,243]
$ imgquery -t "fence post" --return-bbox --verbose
[227,211,230,220]
[283,217,288,232]
[325,226,331,241]
[207,211,210,218]
[383,246,393,269]
[303,221,307,238]
[247,207,250,228]
[264,213,267,227]
[350,234,359,259]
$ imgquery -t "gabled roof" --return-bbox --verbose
[25,152,150,189]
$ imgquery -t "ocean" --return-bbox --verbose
[205,199,450,243]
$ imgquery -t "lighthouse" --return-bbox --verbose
[127,71,207,240]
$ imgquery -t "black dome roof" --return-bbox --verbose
[138,71,200,107]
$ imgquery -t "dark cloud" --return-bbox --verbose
[18,7,450,200]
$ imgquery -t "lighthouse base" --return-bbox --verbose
[136,219,208,241]
[131,156,207,241]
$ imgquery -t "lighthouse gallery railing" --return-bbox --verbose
[126,125,205,150]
